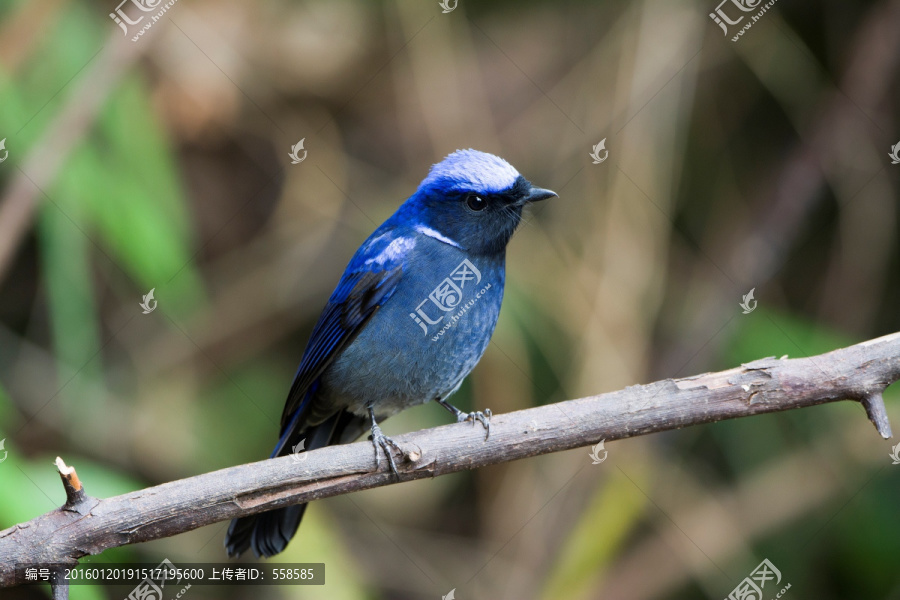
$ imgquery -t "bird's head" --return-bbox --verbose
[399,149,557,255]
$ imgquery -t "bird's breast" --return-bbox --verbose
[323,249,505,418]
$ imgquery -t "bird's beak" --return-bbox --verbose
[519,186,558,204]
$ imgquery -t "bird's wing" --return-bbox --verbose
[277,232,413,440]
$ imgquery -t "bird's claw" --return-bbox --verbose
[458,408,492,440]
[370,424,402,477]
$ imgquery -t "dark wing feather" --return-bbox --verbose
[277,265,404,440]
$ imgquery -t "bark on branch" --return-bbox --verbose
[2,331,899,589]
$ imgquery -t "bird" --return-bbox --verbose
[224,149,556,558]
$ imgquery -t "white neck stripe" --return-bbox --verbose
[415,224,461,248]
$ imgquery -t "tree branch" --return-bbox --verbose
[2,332,899,588]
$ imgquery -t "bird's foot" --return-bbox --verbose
[369,423,402,477]
[458,408,492,441]
[436,398,492,440]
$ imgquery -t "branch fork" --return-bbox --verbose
[861,392,892,439]
[55,457,91,511]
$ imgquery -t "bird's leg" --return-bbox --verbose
[368,407,401,477]
[436,398,492,440]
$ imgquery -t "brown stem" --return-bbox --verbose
[55,457,88,510]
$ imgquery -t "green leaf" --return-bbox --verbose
[51,74,203,314]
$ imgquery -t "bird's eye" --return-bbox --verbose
[465,194,487,212]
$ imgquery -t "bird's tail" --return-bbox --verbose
[224,411,342,558]
[225,504,307,559]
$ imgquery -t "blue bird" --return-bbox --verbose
[225,149,556,558]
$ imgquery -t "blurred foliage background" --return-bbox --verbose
[0,0,899,598]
